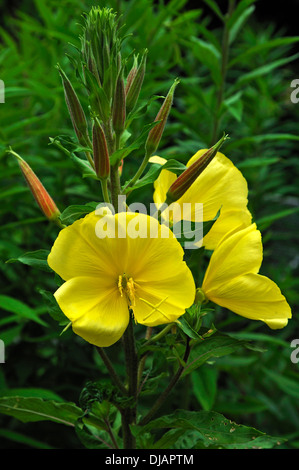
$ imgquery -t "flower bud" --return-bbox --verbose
[57,64,91,148]
[112,69,126,136]
[145,78,179,158]
[125,55,138,95]
[165,134,229,204]
[9,150,60,221]
[81,7,123,105]
[92,118,110,179]
[126,50,148,113]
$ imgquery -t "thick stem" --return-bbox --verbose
[121,316,138,448]
[110,164,122,212]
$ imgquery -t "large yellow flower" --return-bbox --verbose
[47,211,196,347]
[151,150,252,250]
[201,224,291,329]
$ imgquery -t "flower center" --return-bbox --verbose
[118,274,137,310]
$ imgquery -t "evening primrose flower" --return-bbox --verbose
[151,150,252,250]
[201,224,292,329]
[47,211,196,347]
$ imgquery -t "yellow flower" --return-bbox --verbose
[151,150,252,250]
[47,211,196,347]
[201,223,292,329]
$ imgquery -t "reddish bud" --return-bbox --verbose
[145,78,179,157]
[126,50,148,113]
[9,150,60,221]
[57,64,91,148]
[92,118,110,179]
[165,134,229,204]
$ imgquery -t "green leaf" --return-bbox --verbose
[140,410,284,449]
[109,121,160,166]
[59,202,98,225]
[0,388,64,402]
[172,210,220,248]
[191,366,218,411]
[235,53,299,87]
[262,368,299,400]
[0,428,54,449]
[0,397,82,426]
[223,92,243,122]
[257,207,299,230]
[181,331,248,377]
[228,36,299,67]
[6,249,51,272]
[203,0,224,21]
[69,154,97,179]
[176,316,203,341]
[189,37,221,85]
[124,159,186,192]
[37,289,69,326]
[0,396,107,432]
[228,6,255,44]
[225,133,299,152]
[0,295,48,327]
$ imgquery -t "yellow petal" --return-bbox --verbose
[206,273,291,329]
[134,265,196,326]
[202,208,252,251]
[179,151,249,221]
[47,212,115,281]
[54,276,129,347]
[49,211,196,345]
[152,150,250,249]
[202,224,262,292]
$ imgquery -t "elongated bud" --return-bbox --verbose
[145,78,179,157]
[125,55,138,95]
[92,118,110,179]
[126,49,148,113]
[165,134,229,204]
[57,64,91,148]
[9,150,60,221]
[112,69,126,135]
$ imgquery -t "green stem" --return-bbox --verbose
[104,417,119,449]
[139,338,190,426]
[85,150,95,170]
[123,149,151,191]
[100,178,111,204]
[211,0,235,145]
[142,323,174,349]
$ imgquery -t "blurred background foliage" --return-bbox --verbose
[0,0,299,449]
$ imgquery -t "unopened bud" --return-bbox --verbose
[165,134,229,204]
[112,69,126,135]
[126,50,148,113]
[145,78,179,157]
[125,55,138,95]
[9,149,61,221]
[57,64,91,148]
[92,118,110,179]
[195,288,206,305]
